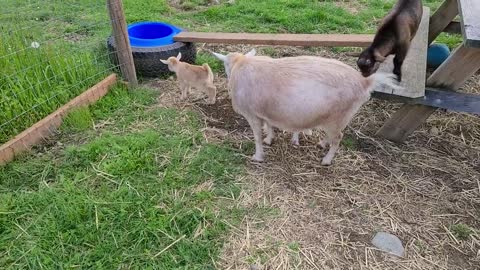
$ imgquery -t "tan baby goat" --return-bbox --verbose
[161,53,216,104]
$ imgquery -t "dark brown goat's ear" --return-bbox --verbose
[373,50,386,62]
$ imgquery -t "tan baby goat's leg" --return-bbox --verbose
[205,83,216,104]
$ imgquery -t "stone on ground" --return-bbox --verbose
[371,232,405,257]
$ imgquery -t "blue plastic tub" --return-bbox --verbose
[127,21,182,48]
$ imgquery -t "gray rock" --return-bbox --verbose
[371,232,404,257]
[249,264,260,270]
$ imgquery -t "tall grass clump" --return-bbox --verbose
[0,30,110,144]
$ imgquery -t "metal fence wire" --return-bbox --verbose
[0,0,127,145]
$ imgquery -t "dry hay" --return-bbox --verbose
[145,44,480,270]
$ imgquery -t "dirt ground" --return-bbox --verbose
[146,44,480,270]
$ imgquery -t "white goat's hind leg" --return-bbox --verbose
[263,123,275,145]
[291,132,300,146]
[318,133,329,148]
[318,138,328,148]
[247,117,264,162]
[321,130,343,166]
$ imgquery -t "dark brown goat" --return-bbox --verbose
[357,0,423,81]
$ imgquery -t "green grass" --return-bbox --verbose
[0,0,115,144]
[0,86,246,268]
[195,52,223,72]
[62,107,93,132]
[341,135,359,151]
[450,223,475,241]
[0,30,111,143]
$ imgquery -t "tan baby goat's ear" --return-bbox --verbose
[160,59,169,64]
[176,52,182,60]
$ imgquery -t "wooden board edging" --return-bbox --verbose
[174,32,375,47]
[0,73,117,165]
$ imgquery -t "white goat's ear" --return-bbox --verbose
[245,48,256,57]
[160,59,169,64]
[176,52,182,60]
[212,52,227,62]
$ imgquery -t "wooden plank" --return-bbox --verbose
[373,88,480,115]
[174,32,374,47]
[107,0,138,87]
[444,21,462,34]
[458,0,480,48]
[376,7,430,98]
[376,43,480,142]
[376,104,436,142]
[429,0,458,44]
[421,88,480,114]
[0,74,117,166]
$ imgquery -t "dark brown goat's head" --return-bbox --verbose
[357,48,386,77]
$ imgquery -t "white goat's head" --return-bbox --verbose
[160,52,182,72]
[211,48,256,78]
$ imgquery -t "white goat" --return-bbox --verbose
[161,52,216,104]
[237,49,312,146]
[213,49,401,165]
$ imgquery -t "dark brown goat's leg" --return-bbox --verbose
[393,42,410,82]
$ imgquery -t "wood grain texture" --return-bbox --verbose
[376,43,480,142]
[444,21,462,34]
[174,32,374,47]
[429,0,459,44]
[107,0,138,87]
[376,104,435,143]
[458,0,480,47]
[0,74,117,166]
[399,7,430,98]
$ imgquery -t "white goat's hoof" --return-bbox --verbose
[207,99,216,105]
[304,129,313,136]
[321,158,332,166]
[318,140,328,148]
[263,137,273,145]
[251,154,264,162]
[291,138,300,146]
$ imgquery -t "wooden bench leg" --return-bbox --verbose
[428,0,458,44]
[376,105,435,143]
[376,44,480,142]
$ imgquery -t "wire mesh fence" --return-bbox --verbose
[0,0,127,145]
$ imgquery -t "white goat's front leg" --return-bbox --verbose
[321,130,343,166]
[247,117,264,162]
[291,132,300,146]
[263,123,275,145]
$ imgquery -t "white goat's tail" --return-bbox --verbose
[366,72,404,94]
[203,63,214,82]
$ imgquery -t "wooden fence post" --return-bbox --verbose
[107,0,138,88]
